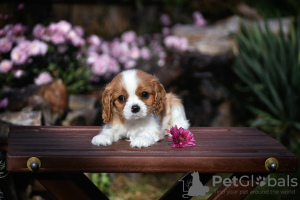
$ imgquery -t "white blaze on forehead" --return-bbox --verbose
[121,70,148,120]
[122,70,138,96]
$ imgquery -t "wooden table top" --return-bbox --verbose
[6,126,297,173]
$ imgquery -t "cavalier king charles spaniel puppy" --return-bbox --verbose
[92,69,189,148]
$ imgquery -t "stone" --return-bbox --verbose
[62,108,101,126]
[3,79,68,125]
[172,16,241,56]
[0,111,41,126]
[62,94,102,126]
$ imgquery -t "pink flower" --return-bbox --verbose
[87,35,101,46]
[0,98,8,109]
[92,54,119,76]
[33,24,46,38]
[162,27,171,36]
[124,59,136,69]
[140,47,151,60]
[73,26,84,37]
[157,59,165,67]
[166,125,196,148]
[51,32,65,45]
[28,40,48,56]
[129,46,140,60]
[11,46,29,65]
[193,11,207,27]
[110,40,129,60]
[13,69,23,78]
[0,60,13,73]
[34,72,53,85]
[56,20,72,35]
[67,30,85,47]
[121,30,136,44]
[12,24,27,36]
[160,14,171,26]
[0,37,13,53]
[164,35,189,51]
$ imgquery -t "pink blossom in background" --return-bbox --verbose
[110,40,129,61]
[166,125,196,148]
[0,60,13,73]
[162,27,171,36]
[137,36,145,46]
[0,98,8,109]
[140,47,151,60]
[50,32,65,45]
[108,58,121,74]
[67,31,85,47]
[92,54,108,75]
[74,26,84,37]
[33,24,46,38]
[129,46,140,60]
[87,35,101,46]
[13,69,23,78]
[14,36,26,44]
[17,40,30,51]
[12,24,27,35]
[58,21,72,34]
[164,35,189,51]
[0,30,4,37]
[86,51,99,65]
[11,46,29,65]
[28,40,48,56]
[34,72,53,85]
[100,42,110,54]
[193,11,207,27]
[0,37,13,53]
[121,30,136,44]
[124,59,136,69]
[177,37,189,51]
[160,14,171,26]
[92,54,120,76]
[0,25,12,37]
[157,59,165,67]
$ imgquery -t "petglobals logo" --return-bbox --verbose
[212,175,298,188]
[180,173,298,199]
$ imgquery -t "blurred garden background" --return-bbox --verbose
[0,0,300,199]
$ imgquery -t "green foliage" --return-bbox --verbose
[245,0,300,18]
[45,44,92,94]
[232,21,300,153]
[91,173,111,194]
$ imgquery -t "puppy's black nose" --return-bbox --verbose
[131,105,140,113]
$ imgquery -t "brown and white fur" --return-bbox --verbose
[91,69,189,148]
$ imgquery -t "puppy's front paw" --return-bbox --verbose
[92,134,113,146]
[130,137,153,148]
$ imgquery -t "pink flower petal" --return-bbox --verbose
[166,125,196,148]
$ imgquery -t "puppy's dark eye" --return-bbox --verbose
[141,92,149,99]
[118,95,126,102]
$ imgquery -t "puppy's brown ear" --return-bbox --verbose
[152,76,166,115]
[102,86,113,123]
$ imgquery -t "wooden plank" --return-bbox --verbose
[6,126,298,173]
[34,173,108,200]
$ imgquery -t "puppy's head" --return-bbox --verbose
[102,69,166,123]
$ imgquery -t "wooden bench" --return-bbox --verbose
[6,126,297,200]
